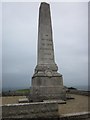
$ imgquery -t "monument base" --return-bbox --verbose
[30,75,66,102]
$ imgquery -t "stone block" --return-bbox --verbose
[2,102,59,119]
[18,98,29,103]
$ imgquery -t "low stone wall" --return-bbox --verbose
[60,112,90,120]
[67,90,90,96]
[1,102,90,120]
[2,102,59,119]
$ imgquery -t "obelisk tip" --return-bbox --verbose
[40,2,50,6]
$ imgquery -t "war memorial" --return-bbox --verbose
[1,2,90,120]
[30,2,66,102]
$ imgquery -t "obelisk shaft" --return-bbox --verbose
[38,2,55,65]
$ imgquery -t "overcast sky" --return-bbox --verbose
[2,2,88,91]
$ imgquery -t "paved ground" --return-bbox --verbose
[1,96,26,105]
[1,94,89,115]
[59,94,89,114]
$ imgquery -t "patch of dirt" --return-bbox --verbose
[2,96,26,105]
[58,94,89,114]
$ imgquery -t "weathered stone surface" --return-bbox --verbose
[37,2,55,65]
[60,112,90,120]
[2,102,59,119]
[2,104,90,120]
[18,98,29,103]
[30,2,66,101]
[30,76,66,101]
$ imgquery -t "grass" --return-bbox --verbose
[16,89,30,93]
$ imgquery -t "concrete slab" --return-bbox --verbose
[18,98,29,103]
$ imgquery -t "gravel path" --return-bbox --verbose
[59,94,89,114]
[1,96,26,105]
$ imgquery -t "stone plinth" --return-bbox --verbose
[30,76,66,101]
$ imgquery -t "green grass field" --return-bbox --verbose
[16,89,30,94]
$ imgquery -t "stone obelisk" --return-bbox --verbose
[30,2,66,101]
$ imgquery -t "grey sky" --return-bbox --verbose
[2,2,88,90]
